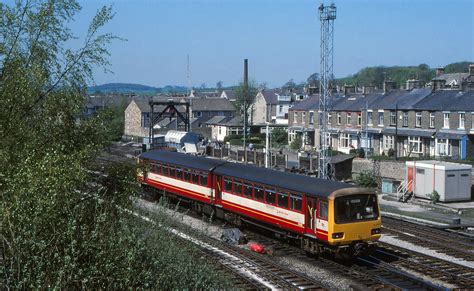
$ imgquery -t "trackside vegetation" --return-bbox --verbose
[0,1,228,288]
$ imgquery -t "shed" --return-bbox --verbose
[164,130,199,153]
[406,160,472,202]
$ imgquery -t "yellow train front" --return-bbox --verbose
[307,188,381,259]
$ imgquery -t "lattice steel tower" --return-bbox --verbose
[318,3,336,180]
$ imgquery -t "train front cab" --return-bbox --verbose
[327,188,381,258]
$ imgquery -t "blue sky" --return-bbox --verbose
[70,0,473,87]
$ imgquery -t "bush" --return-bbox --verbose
[355,171,379,188]
[357,148,365,158]
[223,134,242,143]
[290,135,302,150]
[387,148,395,157]
[428,190,440,203]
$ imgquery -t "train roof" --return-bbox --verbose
[213,162,353,198]
[140,150,225,171]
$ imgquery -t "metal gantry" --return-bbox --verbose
[318,3,336,180]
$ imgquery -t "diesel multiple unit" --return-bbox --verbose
[138,150,381,257]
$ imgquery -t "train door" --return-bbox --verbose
[316,198,329,241]
[305,197,317,236]
[214,175,222,204]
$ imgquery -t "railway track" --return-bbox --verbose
[382,216,474,261]
[246,231,442,290]
[375,242,474,289]
[195,235,327,290]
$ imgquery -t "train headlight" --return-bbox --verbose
[371,228,381,235]
[332,232,344,239]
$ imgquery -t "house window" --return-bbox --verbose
[443,113,450,128]
[279,105,283,113]
[389,111,396,126]
[383,135,394,150]
[309,111,314,125]
[328,113,332,125]
[357,113,362,126]
[436,138,451,156]
[208,111,212,117]
[293,112,298,123]
[218,126,221,135]
[367,111,373,125]
[338,133,351,148]
[415,112,422,127]
[459,112,465,129]
[302,112,306,123]
[337,113,342,125]
[141,113,150,127]
[429,112,435,128]
[403,112,408,127]
[408,136,422,153]
[378,111,384,126]
[194,111,202,118]
[346,113,352,125]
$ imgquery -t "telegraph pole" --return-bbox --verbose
[265,122,270,168]
[318,3,336,180]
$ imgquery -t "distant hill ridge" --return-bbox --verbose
[88,83,189,94]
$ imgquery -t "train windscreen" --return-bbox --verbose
[334,194,379,224]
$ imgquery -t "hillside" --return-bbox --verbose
[88,83,188,95]
[333,61,472,88]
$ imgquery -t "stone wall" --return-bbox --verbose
[352,158,406,181]
[124,101,148,141]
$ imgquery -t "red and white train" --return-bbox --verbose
[139,150,381,257]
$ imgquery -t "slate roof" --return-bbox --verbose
[290,94,320,110]
[332,93,382,111]
[222,116,243,126]
[191,97,236,111]
[260,89,278,104]
[369,89,432,110]
[221,89,236,99]
[444,90,474,111]
[205,116,227,125]
[432,73,470,86]
[411,90,462,111]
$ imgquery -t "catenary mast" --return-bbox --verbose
[318,3,336,180]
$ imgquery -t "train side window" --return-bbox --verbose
[200,173,208,186]
[319,201,328,220]
[224,177,233,192]
[243,182,253,199]
[278,192,289,209]
[233,181,242,196]
[169,166,176,178]
[183,170,191,182]
[162,165,169,177]
[192,170,200,184]
[155,164,161,174]
[290,194,302,212]
[265,188,276,205]
[176,167,183,180]
[254,186,264,202]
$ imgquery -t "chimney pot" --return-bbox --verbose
[469,64,474,77]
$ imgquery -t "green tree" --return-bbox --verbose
[355,171,379,188]
[0,1,227,288]
[234,79,258,128]
[271,127,288,146]
[290,135,302,150]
